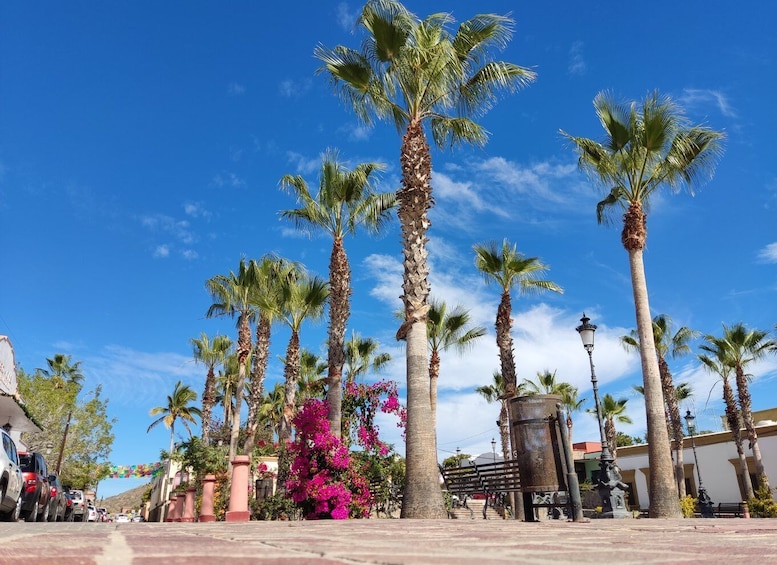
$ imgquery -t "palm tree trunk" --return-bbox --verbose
[723,376,754,498]
[495,291,517,398]
[279,330,301,445]
[396,120,445,519]
[327,237,350,439]
[429,350,440,424]
[626,239,681,517]
[229,314,251,462]
[201,365,216,446]
[735,366,768,490]
[658,356,685,497]
[243,315,271,454]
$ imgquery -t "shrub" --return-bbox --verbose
[679,495,697,518]
[748,484,777,518]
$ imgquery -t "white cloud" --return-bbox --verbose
[153,244,170,258]
[227,82,245,96]
[285,151,321,176]
[181,249,198,260]
[210,172,246,189]
[183,202,211,220]
[140,214,195,245]
[568,41,587,76]
[757,242,777,263]
[679,89,737,118]
[278,78,312,98]
[336,2,359,31]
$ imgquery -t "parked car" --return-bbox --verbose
[96,507,108,522]
[18,451,51,522]
[132,515,145,522]
[86,504,98,522]
[0,427,23,522]
[62,490,75,522]
[47,473,66,521]
[69,489,84,521]
[114,513,131,523]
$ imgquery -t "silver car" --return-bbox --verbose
[0,428,23,521]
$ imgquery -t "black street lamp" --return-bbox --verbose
[684,410,714,518]
[456,447,461,468]
[576,314,631,519]
[491,438,497,462]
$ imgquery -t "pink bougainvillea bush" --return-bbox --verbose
[285,399,371,519]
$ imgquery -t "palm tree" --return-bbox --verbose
[258,382,285,444]
[214,352,240,430]
[205,258,260,462]
[474,240,563,400]
[588,394,631,460]
[560,387,585,446]
[698,352,753,498]
[39,354,84,474]
[147,381,202,455]
[316,0,535,519]
[427,299,486,422]
[243,255,298,455]
[190,333,233,446]
[296,349,328,404]
[562,91,724,518]
[475,371,510,462]
[277,271,329,446]
[521,369,573,396]
[621,314,699,497]
[280,150,395,439]
[343,331,391,385]
[701,323,776,491]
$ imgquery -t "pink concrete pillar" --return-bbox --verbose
[166,494,177,522]
[225,455,251,522]
[174,493,185,521]
[199,474,217,522]
[181,486,197,522]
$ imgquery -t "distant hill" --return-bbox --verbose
[99,483,150,514]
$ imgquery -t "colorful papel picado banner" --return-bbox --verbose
[107,462,164,478]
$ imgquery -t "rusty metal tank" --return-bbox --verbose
[509,394,566,493]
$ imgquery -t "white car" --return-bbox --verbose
[86,505,98,522]
[0,428,23,521]
[115,513,131,523]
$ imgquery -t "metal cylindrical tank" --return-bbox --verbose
[509,394,566,493]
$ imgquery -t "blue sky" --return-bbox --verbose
[2,2,775,499]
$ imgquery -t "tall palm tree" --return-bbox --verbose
[559,386,585,446]
[147,381,202,455]
[214,352,240,430]
[190,333,233,446]
[277,271,329,446]
[258,382,285,444]
[205,258,260,462]
[701,323,776,491]
[698,352,754,498]
[39,354,84,474]
[475,371,510,462]
[243,255,298,455]
[621,314,699,497]
[562,91,724,518]
[588,394,631,460]
[521,369,574,396]
[474,240,562,400]
[343,331,391,385]
[281,150,395,439]
[316,0,535,519]
[427,299,486,422]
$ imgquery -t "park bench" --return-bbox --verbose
[439,459,522,519]
[713,502,745,518]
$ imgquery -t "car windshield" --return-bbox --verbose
[19,453,34,471]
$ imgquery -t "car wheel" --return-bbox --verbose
[0,493,21,522]
[24,499,39,522]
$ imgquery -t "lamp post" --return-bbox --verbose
[576,314,630,518]
[491,438,497,462]
[684,410,714,518]
[456,447,461,468]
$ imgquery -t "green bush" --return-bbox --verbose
[254,492,300,521]
[748,484,777,518]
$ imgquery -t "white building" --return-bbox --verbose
[0,336,41,447]
[614,421,777,510]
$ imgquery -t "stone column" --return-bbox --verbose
[174,493,186,522]
[225,455,251,522]
[181,486,197,522]
[165,493,177,522]
[199,474,217,522]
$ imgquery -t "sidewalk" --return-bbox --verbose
[1,518,776,564]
